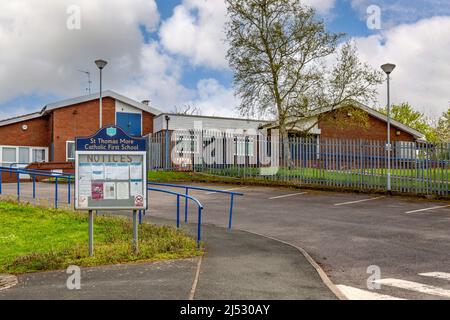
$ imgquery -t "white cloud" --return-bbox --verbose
[302,0,336,14]
[0,0,160,103]
[0,0,239,119]
[159,0,337,70]
[354,16,450,117]
[120,42,194,112]
[159,0,229,69]
[187,78,240,117]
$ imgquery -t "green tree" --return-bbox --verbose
[434,107,450,143]
[377,102,435,141]
[225,0,383,166]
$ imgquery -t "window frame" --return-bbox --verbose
[0,145,48,166]
[66,141,75,162]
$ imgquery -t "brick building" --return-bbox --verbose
[0,91,161,169]
[262,102,424,142]
[0,91,424,172]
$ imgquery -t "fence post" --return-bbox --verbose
[176,195,180,228]
[17,171,20,203]
[197,206,202,249]
[165,128,170,170]
[68,176,71,204]
[0,169,2,194]
[228,194,235,230]
[55,176,58,209]
[32,176,36,199]
[184,187,189,223]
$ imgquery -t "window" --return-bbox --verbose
[2,147,17,164]
[32,149,46,163]
[66,141,75,162]
[19,147,30,163]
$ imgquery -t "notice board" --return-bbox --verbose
[74,126,147,210]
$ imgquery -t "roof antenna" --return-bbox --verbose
[77,69,92,94]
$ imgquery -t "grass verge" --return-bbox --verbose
[0,201,202,274]
[147,169,449,199]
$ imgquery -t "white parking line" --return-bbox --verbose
[269,192,307,200]
[205,186,248,195]
[336,285,405,300]
[375,278,450,298]
[405,205,450,214]
[419,272,450,281]
[334,196,385,206]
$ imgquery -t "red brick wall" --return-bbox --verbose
[51,97,116,162]
[0,116,50,147]
[318,112,416,142]
[0,97,156,171]
[143,111,154,135]
[52,98,154,162]
[0,116,50,182]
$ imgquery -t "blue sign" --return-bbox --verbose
[76,126,146,152]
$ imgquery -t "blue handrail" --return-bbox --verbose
[0,166,74,209]
[147,187,203,248]
[147,182,244,230]
[9,163,32,177]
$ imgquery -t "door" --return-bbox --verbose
[116,112,142,137]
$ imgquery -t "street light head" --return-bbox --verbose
[95,59,108,70]
[381,63,396,75]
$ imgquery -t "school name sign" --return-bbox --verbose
[75,126,147,211]
[77,130,146,152]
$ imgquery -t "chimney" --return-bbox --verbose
[141,100,150,106]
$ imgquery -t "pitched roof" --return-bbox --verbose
[0,112,43,127]
[155,112,271,123]
[0,90,163,127]
[41,90,162,116]
[262,102,426,140]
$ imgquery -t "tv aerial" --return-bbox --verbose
[77,69,92,94]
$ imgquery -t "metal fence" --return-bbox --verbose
[147,130,450,196]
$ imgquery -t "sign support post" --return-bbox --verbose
[133,210,139,254]
[89,210,94,256]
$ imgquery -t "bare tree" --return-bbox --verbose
[225,0,383,166]
[172,104,202,116]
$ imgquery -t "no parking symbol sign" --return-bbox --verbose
[135,195,144,207]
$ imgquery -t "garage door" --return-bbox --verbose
[116,112,142,137]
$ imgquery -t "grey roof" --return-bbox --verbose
[155,112,271,123]
[0,90,163,127]
[0,112,43,126]
[262,102,425,140]
[42,90,162,116]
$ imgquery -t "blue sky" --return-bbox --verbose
[0,0,449,119]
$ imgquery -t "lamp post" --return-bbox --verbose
[165,115,171,170]
[95,59,108,128]
[381,63,396,192]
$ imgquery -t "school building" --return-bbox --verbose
[0,90,424,173]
